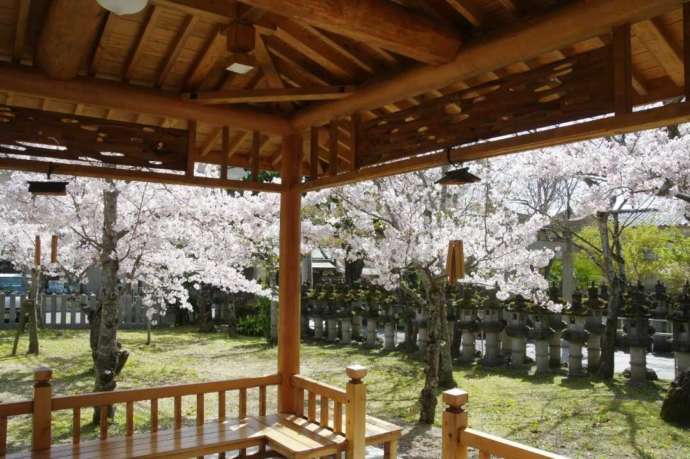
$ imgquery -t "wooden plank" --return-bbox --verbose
[72,408,80,444]
[259,386,267,416]
[157,15,199,88]
[237,0,461,63]
[185,26,226,91]
[291,375,348,404]
[99,406,108,440]
[319,395,329,428]
[291,0,686,130]
[634,19,684,86]
[199,127,222,158]
[239,388,247,418]
[685,2,690,98]
[220,126,229,179]
[0,64,292,135]
[307,391,316,422]
[35,0,107,79]
[151,399,159,433]
[298,101,690,192]
[251,130,261,180]
[196,393,204,426]
[613,25,633,115]
[461,428,567,459]
[445,0,484,27]
[0,416,6,456]
[188,86,353,104]
[174,396,182,429]
[309,127,319,179]
[124,6,162,82]
[333,402,343,434]
[328,122,338,176]
[13,0,31,63]
[187,120,197,177]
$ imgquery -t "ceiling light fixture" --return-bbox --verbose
[96,0,149,15]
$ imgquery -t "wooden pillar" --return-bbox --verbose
[32,367,53,451]
[345,365,368,459]
[442,388,468,459]
[277,134,303,413]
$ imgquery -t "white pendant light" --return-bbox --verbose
[96,0,149,15]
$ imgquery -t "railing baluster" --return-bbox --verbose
[99,405,108,440]
[196,393,204,425]
[296,388,305,417]
[174,396,182,429]
[126,401,134,436]
[218,391,226,421]
[239,388,247,418]
[72,408,80,444]
[334,401,343,433]
[0,416,7,456]
[259,385,266,416]
[320,395,329,428]
[151,399,158,433]
[308,391,317,423]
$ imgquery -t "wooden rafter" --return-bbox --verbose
[124,6,163,82]
[185,26,227,91]
[157,15,199,88]
[237,0,462,64]
[0,64,292,135]
[36,0,108,80]
[633,19,684,87]
[445,0,484,27]
[12,0,31,63]
[291,0,686,130]
[188,86,353,104]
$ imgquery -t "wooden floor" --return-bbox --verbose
[5,414,401,459]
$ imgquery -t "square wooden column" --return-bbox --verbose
[277,133,303,413]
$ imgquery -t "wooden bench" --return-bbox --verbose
[0,366,400,459]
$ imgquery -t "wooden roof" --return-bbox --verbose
[0,0,688,191]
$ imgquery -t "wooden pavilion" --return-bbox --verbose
[0,0,689,457]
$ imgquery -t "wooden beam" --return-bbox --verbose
[13,0,31,63]
[157,15,199,88]
[277,133,302,414]
[251,131,261,180]
[124,6,162,82]
[238,0,461,64]
[188,86,353,104]
[445,0,484,27]
[685,3,690,99]
[185,26,226,91]
[35,0,107,80]
[298,101,690,192]
[254,32,292,112]
[329,122,338,176]
[199,127,222,158]
[187,120,197,177]
[0,157,282,192]
[613,25,633,115]
[291,0,685,130]
[0,63,292,135]
[309,127,319,179]
[221,126,230,179]
[633,19,684,87]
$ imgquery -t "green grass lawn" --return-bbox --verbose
[1,328,688,458]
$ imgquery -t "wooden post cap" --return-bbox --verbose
[443,388,468,408]
[34,367,52,382]
[346,364,368,381]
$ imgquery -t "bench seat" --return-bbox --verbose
[5,414,401,459]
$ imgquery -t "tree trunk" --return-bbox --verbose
[92,186,129,424]
[419,295,440,424]
[197,287,214,333]
[227,301,237,337]
[596,212,619,380]
[146,317,152,345]
[561,235,575,302]
[438,296,456,389]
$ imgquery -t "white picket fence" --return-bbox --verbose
[0,293,148,329]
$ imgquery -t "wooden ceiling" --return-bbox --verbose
[0,0,688,191]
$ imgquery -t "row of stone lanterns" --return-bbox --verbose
[301,280,690,380]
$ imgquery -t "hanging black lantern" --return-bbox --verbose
[436,148,481,186]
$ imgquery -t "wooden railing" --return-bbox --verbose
[441,389,569,459]
[0,367,280,455]
[292,364,368,458]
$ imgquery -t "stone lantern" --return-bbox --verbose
[622,282,653,382]
[671,282,690,377]
[416,308,428,354]
[364,288,381,348]
[324,285,343,343]
[302,285,316,337]
[350,285,366,341]
[562,289,589,377]
[312,286,328,340]
[530,304,556,374]
[457,287,479,363]
[479,289,505,366]
[382,293,399,351]
[505,295,531,368]
[584,282,606,373]
[547,282,566,368]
